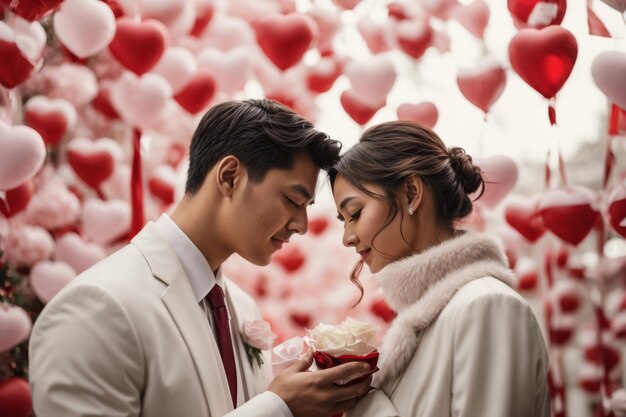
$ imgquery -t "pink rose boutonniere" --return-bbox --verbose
[242,320,277,369]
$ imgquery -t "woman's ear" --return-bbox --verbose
[216,156,241,197]
[405,176,423,212]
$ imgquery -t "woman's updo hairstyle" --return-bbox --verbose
[329,121,484,233]
[329,121,484,304]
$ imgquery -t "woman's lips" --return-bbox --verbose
[359,249,371,261]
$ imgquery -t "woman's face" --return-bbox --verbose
[333,175,417,273]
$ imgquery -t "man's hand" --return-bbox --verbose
[268,352,373,417]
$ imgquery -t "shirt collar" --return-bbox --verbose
[154,214,224,303]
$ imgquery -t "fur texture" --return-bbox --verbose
[372,232,515,387]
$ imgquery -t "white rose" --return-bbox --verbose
[306,317,378,356]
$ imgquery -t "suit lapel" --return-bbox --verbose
[132,224,233,415]
[225,285,266,398]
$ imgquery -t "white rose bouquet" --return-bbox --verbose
[305,317,379,386]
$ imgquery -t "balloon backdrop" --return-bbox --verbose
[0,2,624,417]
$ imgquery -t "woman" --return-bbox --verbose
[330,121,550,417]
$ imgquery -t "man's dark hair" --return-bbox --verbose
[185,99,341,194]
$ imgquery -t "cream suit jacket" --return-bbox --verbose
[29,223,284,417]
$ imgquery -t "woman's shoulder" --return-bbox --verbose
[442,276,529,317]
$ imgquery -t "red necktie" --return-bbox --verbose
[207,284,237,407]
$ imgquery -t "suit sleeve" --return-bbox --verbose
[29,283,144,417]
[451,290,551,417]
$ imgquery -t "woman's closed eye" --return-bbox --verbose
[337,208,362,223]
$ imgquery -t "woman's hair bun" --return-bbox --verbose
[448,147,483,195]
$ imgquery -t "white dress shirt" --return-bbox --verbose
[154,214,292,416]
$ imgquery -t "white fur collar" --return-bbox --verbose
[372,232,515,387]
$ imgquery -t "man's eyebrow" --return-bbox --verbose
[339,197,356,210]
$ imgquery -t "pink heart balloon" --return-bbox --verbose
[357,17,392,54]
[55,232,106,274]
[203,15,255,51]
[457,60,506,114]
[24,95,77,146]
[0,305,31,352]
[142,0,187,28]
[451,0,490,38]
[110,72,172,128]
[395,16,433,60]
[152,47,198,94]
[472,155,518,208]
[592,51,626,110]
[600,0,626,13]
[333,0,361,10]
[396,102,439,128]
[539,188,599,246]
[197,46,254,94]
[0,124,46,190]
[101,164,131,202]
[53,0,116,58]
[30,260,76,303]
[345,56,397,108]
[307,7,341,55]
[0,18,46,88]
[82,198,131,244]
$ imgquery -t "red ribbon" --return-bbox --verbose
[130,128,144,239]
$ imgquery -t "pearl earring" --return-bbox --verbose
[408,205,414,215]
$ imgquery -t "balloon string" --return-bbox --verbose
[130,128,144,239]
[609,103,620,136]
[604,104,620,189]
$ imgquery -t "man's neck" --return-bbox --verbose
[170,197,231,272]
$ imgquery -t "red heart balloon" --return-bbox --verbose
[0,40,35,89]
[255,13,315,71]
[273,245,306,273]
[0,180,33,218]
[0,377,32,417]
[516,269,538,291]
[395,17,433,60]
[504,196,546,242]
[190,1,215,37]
[307,57,343,94]
[308,217,329,235]
[174,70,216,114]
[539,189,598,246]
[290,312,312,328]
[608,184,626,238]
[370,298,396,323]
[508,26,577,99]
[340,89,384,125]
[0,0,62,21]
[67,147,115,189]
[507,0,566,29]
[108,18,168,75]
[457,61,506,113]
[24,107,70,147]
[396,102,439,129]
[148,177,175,206]
[92,88,120,119]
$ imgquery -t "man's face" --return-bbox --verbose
[229,152,319,265]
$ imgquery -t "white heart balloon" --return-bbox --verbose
[55,232,106,274]
[82,198,131,244]
[53,0,116,58]
[0,305,31,353]
[30,260,76,303]
[345,55,397,107]
[110,72,172,129]
[197,46,254,94]
[592,51,626,110]
[152,47,198,94]
[0,123,46,190]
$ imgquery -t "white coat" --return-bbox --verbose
[348,232,551,417]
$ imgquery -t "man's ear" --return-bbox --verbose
[405,175,423,211]
[216,156,241,197]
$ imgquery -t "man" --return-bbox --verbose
[29,99,372,417]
